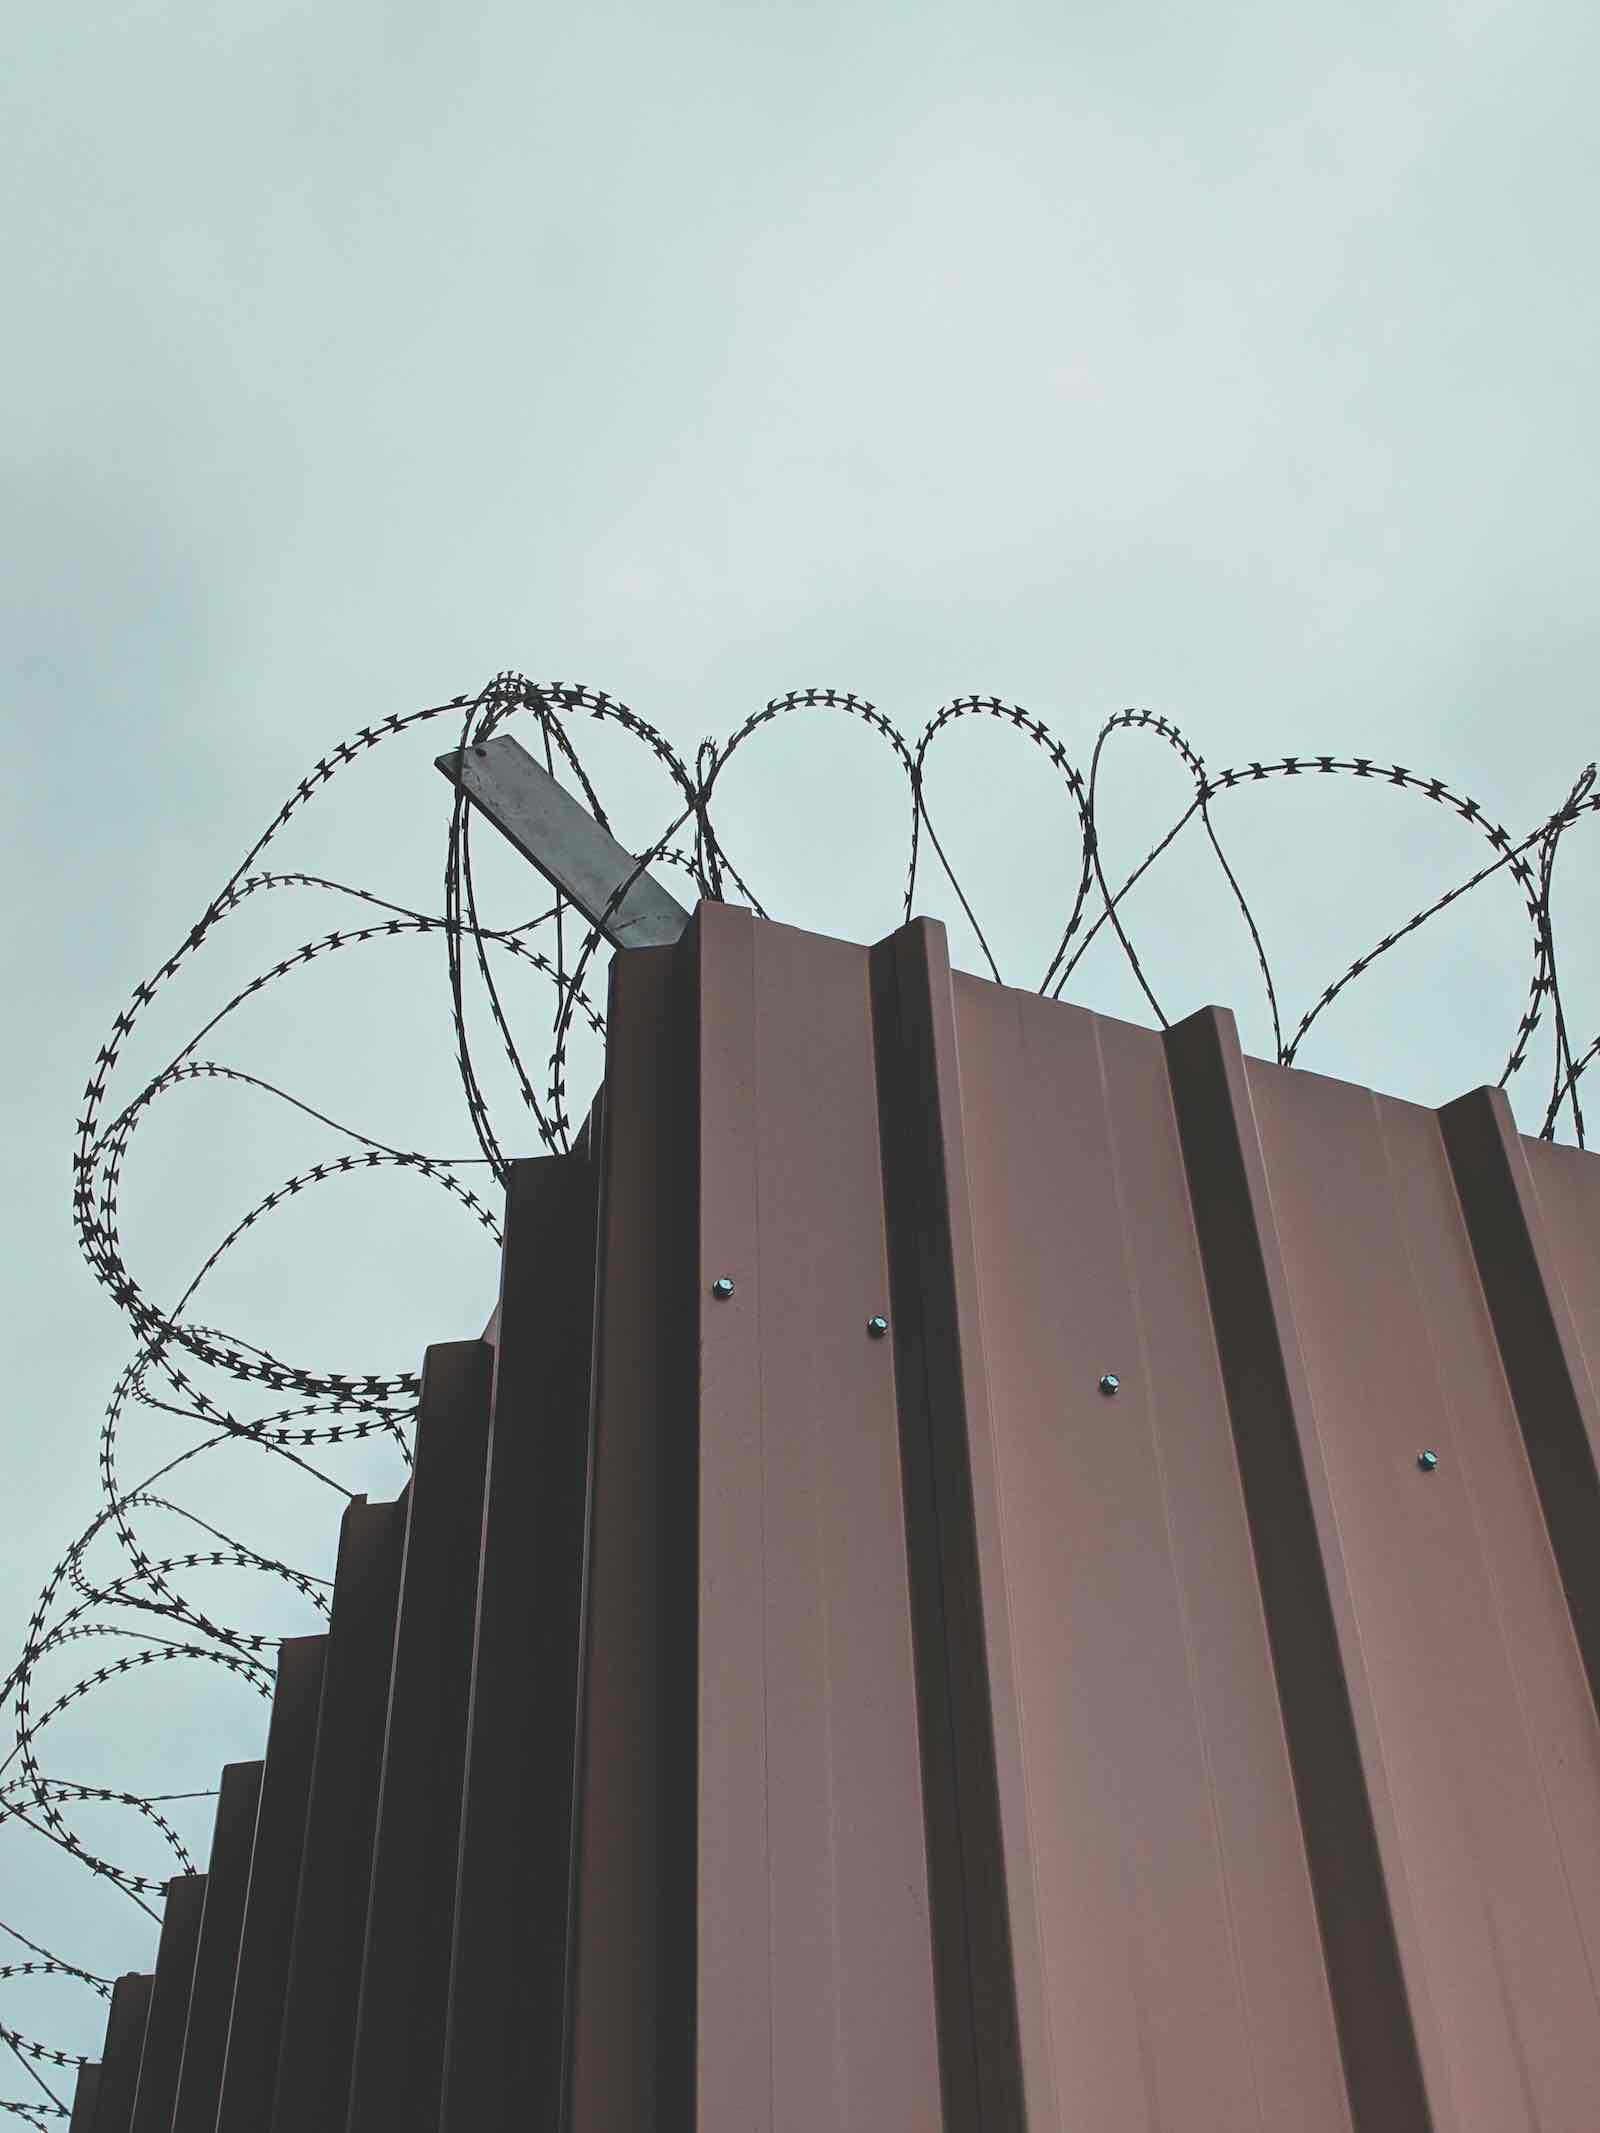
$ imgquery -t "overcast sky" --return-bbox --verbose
[3,0,1597,2088]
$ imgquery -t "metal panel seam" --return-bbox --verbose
[437,1156,599,2133]
[869,917,1040,2130]
[128,1874,206,2133]
[88,1972,152,2133]
[1089,1014,1270,2132]
[1439,1086,1600,1719]
[170,1760,263,2133]
[346,1339,492,2133]
[557,1119,608,2133]
[1375,1096,1584,1901]
[693,902,774,2130]
[271,1497,404,2133]
[67,2063,100,2133]
[213,1635,327,2133]
[1163,1006,1441,2129]
[565,933,698,2131]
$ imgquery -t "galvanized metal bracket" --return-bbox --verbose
[436,734,692,949]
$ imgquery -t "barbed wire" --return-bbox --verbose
[4,672,1594,2105]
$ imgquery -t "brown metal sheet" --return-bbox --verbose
[1441,1090,1600,1715]
[67,2061,100,2132]
[213,1634,326,2133]
[90,1971,152,2133]
[870,921,1044,2127]
[952,984,1356,2128]
[128,1873,206,2133]
[170,1760,262,2133]
[437,1157,598,2133]
[1524,1128,1600,1400]
[70,901,1600,2129]
[689,906,945,2128]
[349,1338,492,2133]
[1165,1007,1433,2126]
[558,907,1600,2124]
[566,935,698,2129]
[1252,1057,1600,2129]
[691,906,768,2131]
[268,1498,405,2132]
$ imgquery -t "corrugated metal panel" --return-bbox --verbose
[679,907,945,2129]
[89,1972,151,2133]
[565,934,699,2128]
[67,2060,100,2131]
[213,1635,325,2131]
[1247,1059,1600,2126]
[957,983,1363,2126]
[72,902,1600,2131]
[128,1874,205,2132]
[269,1497,404,2130]
[169,1761,261,2133]
[437,1151,598,2131]
[348,1339,491,2133]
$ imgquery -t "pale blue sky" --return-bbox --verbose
[3,0,1596,2084]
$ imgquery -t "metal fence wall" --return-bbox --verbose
[72,904,1600,2132]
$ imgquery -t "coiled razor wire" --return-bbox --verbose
[2,671,1595,2114]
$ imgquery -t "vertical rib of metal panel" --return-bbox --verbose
[348,1339,492,2133]
[1163,1007,1437,2124]
[1248,1057,1600,2128]
[690,905,766,2127]
[128,1874,206,2133]
[1521,1129,1600,1373]
[68,2062,101,2132]
[1440,1087,1600,1709]
[566,937,697,2131]
[868,916,1046,2130]
[951,974,1353,2126]
[438,1154,600,2132]
[213,1634,326,2133]
[685,907,944,2127]
[170,1761,262,2133]
[268,1500,404,2132]
[90,1972,152,2132]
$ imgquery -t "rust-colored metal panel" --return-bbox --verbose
[128,1873,206,2133]
[269,1497,405,2131]
[437,1155,598,2133]
[213,1634,326,2133]
[348,1338,492,2133]
[170,1760,262,2133]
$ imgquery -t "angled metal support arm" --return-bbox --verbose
[436,735,692,949]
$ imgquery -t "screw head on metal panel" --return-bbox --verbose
[867,1315,889,1338]
[1099,1373,1120,1396]
[711,1277,735,1299]
[1417,1448,1439,1472]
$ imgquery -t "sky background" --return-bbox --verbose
[3,0,1597,2094]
